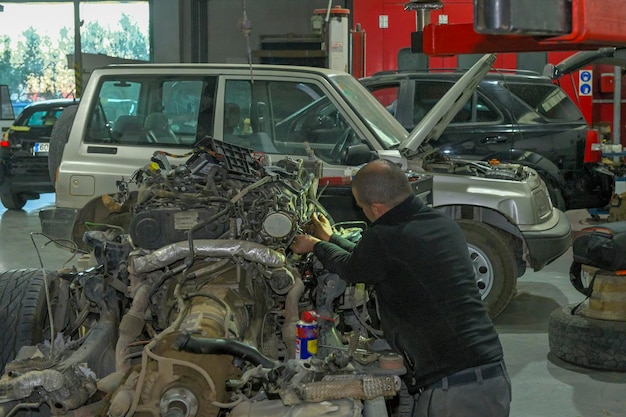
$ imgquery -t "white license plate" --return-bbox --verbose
[34,142,49,154]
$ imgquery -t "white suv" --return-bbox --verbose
[42,55,571,317]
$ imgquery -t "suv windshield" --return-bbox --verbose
[329,74,406,149]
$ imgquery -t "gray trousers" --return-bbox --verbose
[412,362,511,417]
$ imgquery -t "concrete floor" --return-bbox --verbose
[1,194,625,417]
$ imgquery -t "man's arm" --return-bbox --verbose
[328,233,357,252]
[314,229,386,285]
[291,213,386,284]
[290,212,355,253]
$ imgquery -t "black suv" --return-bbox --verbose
[0,99,77,209]
[360,70,614,211]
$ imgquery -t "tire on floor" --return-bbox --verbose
[0,193,27,210]
[548,304,626,371]
[0,269,56,372]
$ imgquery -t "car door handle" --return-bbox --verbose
[481,135,508,144]
[87,146,118,154]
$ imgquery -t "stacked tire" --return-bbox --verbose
[549,267,626,371]
[549,305,626,371]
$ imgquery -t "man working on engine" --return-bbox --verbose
[290,159,511,417]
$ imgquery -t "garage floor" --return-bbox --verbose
[1,195,625,417]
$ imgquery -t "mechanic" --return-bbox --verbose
[290,159,511,417]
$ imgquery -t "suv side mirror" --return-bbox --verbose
[344,143,376,166]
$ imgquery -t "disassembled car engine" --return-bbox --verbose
[0,141,404,417]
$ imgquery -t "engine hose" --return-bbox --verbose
[173,333,277,369]
[282,276,305,359]
[185,205,232,271]
[115,282,150,372]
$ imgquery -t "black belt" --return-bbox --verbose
[423,361,505,391]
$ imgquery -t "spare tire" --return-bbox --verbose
[548,304,626,371]
[48,104,78,183]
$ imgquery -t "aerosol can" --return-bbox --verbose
[295,311,318,359]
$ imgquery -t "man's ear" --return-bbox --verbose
[370,202,390,218]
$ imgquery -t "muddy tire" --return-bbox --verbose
[548,304,626,371]
[48,105,77,183]
[457,220,517,318]
[0,193,27,210]
[0,269,54,372]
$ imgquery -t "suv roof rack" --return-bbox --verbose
[371,68,541,77]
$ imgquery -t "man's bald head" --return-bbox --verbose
[351,159,413,208]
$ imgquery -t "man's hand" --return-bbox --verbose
[290,234,321,254]
[309,212,333,242]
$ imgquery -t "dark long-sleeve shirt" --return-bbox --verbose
[313,195,503,389]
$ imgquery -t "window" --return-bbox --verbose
[223,79,360,163]
[23,110,52,127]
[474,96,500,123]
[369,85,399,116]
[86,76,217,146]
[412,82,452,125]
[412,81,500,125]
[507,83,584,122]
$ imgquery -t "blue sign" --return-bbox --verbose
[579,70,592,96]
[580,70,592,82]
[580,84,592,95]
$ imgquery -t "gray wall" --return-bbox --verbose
[152,0,345,64]
[151,1,186,63]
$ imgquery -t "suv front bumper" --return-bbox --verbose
[522,208,572,271]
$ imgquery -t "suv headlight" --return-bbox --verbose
[533,187,553,218]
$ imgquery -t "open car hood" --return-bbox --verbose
[400,53,497,155]
[543,47,626,79]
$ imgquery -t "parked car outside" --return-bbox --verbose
[359,69,614,211]
[0,98,78,209]
[40,56,571,318]
[0,84,15,134]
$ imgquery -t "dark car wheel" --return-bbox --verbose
[0,269,55,372]
[48,105,78,183]
[457,220,517,318]
[549,304,626,371]
[0,193,27,210]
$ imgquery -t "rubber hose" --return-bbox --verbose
[173,333,277,368]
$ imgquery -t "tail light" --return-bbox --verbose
[583,128,602,163]
[0,130,8,148]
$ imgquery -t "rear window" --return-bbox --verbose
[507,83,584,121]
[17,108,65,127]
